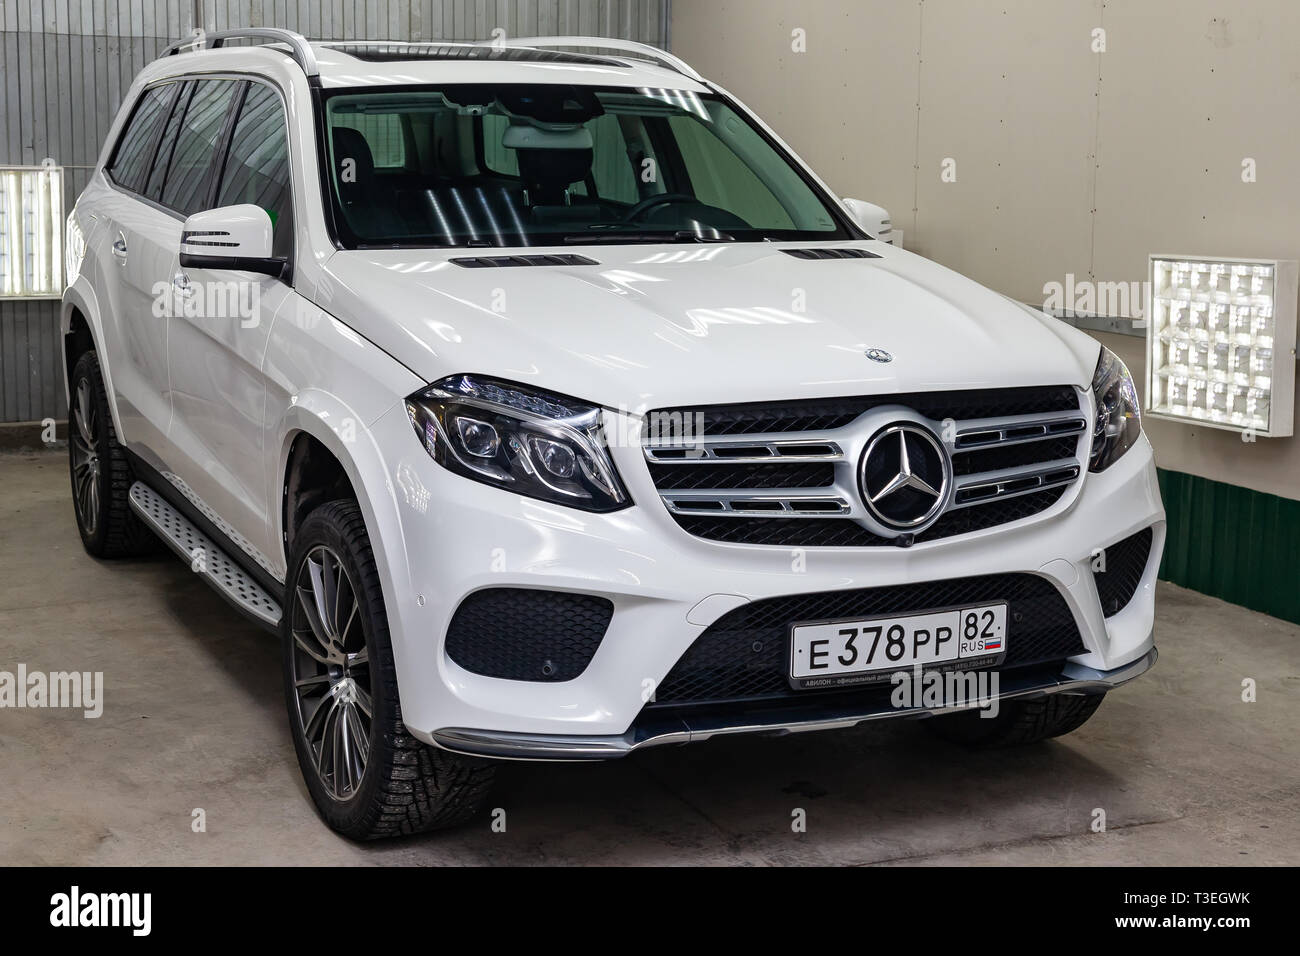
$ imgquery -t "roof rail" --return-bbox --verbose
[161,28,319,77]
[485,36,705,82]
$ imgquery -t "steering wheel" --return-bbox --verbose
[625,192,698,222]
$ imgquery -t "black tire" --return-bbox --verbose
[926,692,1105,748]
[282,499,495,839]
[67,350,152,558]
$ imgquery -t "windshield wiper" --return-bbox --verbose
[560,229,735,245]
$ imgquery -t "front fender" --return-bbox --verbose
[272,391,410,576]
[272,397,435,720]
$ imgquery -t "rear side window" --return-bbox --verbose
[143,82,193,202]
[216,83,294,258]
[107,85,172,193]
[160,79,239,215]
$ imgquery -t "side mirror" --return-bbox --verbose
[842,198,896,246]
[179,204,285,278]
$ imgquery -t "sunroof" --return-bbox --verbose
[324,43,630,67]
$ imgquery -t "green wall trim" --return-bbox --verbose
[1156,468,1300,625]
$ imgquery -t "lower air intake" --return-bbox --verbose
[445,588,613,682]
[1095,527,1155,617]
[650,573,1086,708]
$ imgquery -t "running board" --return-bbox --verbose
[128,482,282,630]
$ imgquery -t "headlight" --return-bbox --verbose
[405,374,630,512]
[1089,346,1142,472]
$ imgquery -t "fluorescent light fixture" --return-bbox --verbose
[1147,254,1297,437]
[0,165,65,298]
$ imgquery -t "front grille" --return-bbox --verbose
[653,385,1080,438]
[1095,526,1155,616]
[645,385,1087,547]
[648,461,834,491]
[445,588,613,682]
[650,573,1086,708]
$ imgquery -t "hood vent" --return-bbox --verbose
[451,254,599,268]
[781,247,881,260]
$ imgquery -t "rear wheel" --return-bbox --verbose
[926,692,1105,748]
[283,500,495,839]
[68,351,151,558]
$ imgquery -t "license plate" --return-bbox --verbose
[788,603,1008,689]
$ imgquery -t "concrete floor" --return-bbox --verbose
[1,447,1297,866]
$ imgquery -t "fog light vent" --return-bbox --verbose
[446,588,613,682]
[1094,527,1155,617]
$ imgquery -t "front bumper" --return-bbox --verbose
[368,402,1165,747]
[430,646,1157,760]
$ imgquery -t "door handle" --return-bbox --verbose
[111,232,128,262]
[172,272,194,298]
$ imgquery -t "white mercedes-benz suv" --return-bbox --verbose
[62,31,1163,839]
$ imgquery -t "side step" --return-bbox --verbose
[128,482,282,630]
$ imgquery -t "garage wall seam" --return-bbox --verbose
[1087,0,1105,283]
[910,0,924,242]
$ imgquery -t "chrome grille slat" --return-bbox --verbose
[662,490,852,517]
[644,385,1089,546]
[644,436,843,465]
[953,411,1088,450]
[951,460,1082,509]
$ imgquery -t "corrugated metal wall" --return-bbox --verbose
[0,0,668,423]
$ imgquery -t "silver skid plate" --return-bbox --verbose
[128,482,282,628]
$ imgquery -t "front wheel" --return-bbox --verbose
[282,499,495,839]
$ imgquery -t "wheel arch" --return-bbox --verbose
[272,397,411,618]
[61,283,109,409]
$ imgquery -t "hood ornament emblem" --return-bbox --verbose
[865,348,893,363]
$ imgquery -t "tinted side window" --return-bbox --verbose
[217,83,293,259]
[144,82,193,202]
[480,114,518,176]
[108,85,171,193]
[666,113,795,229]
[575,114,639,204]
[160,79,239,215]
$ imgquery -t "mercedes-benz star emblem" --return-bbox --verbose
[865,348,893,363]
[859,423,950,531]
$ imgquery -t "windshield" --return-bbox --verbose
[320,84,853,248]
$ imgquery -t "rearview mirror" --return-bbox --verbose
[842,198,896,246]
[179,204,285,278]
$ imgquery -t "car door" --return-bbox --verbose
[166,80,294,569]
[93,81,182,459]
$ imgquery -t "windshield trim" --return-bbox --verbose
[312,83,869,251]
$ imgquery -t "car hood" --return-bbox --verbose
[315,242,1100,411]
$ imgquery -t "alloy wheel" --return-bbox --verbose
[70,377,101,536]
[289,545,373,802]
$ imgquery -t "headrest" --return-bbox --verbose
[331,126,376,185]
[515,147,593,191]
